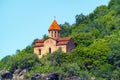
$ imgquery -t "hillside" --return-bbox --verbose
[0,0,120,79]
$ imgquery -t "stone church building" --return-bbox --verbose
[34,20,75,58]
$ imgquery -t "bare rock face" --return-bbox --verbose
[13,69,28,80]
[31,72,41,80]
[42,72,59,80]
[65,76,81,80]
[14,69,22,75]
[0,71,13,79]
[31,72,59,80]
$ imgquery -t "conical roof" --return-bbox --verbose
[48,20,61,31]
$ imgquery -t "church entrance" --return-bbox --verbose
[49,47,51,53]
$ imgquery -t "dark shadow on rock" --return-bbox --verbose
[31,72,41,80]
[0,71,13,79]
[65,76,81,80]
[31,72,59,80]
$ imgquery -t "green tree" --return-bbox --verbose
[0,61,4,70]
[44,48,66,66]
[75,13,86,25]
[112,69,120,80]
[108,0,120,9]
[60,22,72,37]
[42,34,48,39]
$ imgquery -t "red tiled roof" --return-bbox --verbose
[34,43,44,47]
[59,37,71,41]
[56,37,71,45]
[35,40,44,43]
[48,20,61,31]
[57,41,69,45]
[34,39,44,47]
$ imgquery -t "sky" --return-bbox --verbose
[0,0,110,59]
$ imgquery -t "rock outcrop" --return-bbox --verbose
[0,70,13,79]
[31,72,59,80]
[65,76,81,80]
[13,69,28,80]
[31,72,41,80]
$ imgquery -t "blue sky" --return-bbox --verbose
[0,0,110,59]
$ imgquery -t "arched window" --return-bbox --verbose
[49,47,51,53]
[38,49,41,55]
[55,31,56,37]
[51,31,53,37]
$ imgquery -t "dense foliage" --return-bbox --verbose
[0,0,120,79]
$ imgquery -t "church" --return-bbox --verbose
[34,19,75,58]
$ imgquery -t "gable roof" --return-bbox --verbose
[59,37,71,41]
[56,37,71,45]
[57,41,69,45]
[35,40,44,43]
[44,37,57,41]
[48,20,61,31]
[34,43,44,47]
[34,39,44,47]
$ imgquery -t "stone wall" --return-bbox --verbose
[34,38,67,58]
[67,39,75,52]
